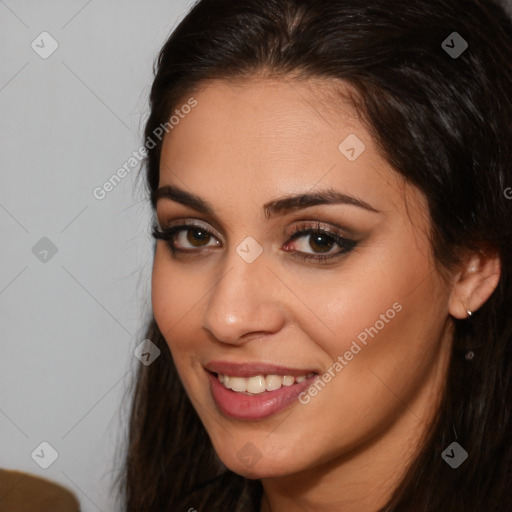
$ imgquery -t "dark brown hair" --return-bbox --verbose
[115,0,512,510]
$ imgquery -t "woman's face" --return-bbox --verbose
[152,78,454,481]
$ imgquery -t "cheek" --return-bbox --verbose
[151,253,204,400]
[151,249,211,368]
[291,235,448,413]
[303,254,447,403]
[293,247,432,358]
[151,251,173,333]
[151,250,196,349]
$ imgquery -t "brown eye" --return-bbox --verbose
[283,222,357,263]
[152,222,221,254]
[288,231,343,255]
[186,228,212,247]
[308,233,336,253]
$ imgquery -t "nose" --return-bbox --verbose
[202,248,286,345]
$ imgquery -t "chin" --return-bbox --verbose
[215,444,304,480]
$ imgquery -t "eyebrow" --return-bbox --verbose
[153,184,380,219]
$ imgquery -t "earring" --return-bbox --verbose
[465,350,475,360]
[466,309,472,317]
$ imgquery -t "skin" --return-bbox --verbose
[151,77,500,512]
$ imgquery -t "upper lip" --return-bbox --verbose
[205,361,318,378]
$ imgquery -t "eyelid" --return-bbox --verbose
[286,220,354,240]
[157,217,355,240]
[158,218,223,241]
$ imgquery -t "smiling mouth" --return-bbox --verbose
[205,364,320,420]
[209,371,317,395]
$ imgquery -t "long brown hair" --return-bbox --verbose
[114,0,512,510]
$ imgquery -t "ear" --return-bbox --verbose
[448,246,501,319]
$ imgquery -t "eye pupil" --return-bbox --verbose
[187,228,210,247]
[310,234,334,253]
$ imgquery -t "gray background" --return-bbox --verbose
[1,1,511,512]
[0,1,194,511]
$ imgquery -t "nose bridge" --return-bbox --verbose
[202,243,284,344]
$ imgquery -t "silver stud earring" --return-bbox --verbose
[466,309,472,317]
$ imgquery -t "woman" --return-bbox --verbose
[116,0,512,510]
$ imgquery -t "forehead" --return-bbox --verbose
[158,78,423,221]
[163,77,362,166]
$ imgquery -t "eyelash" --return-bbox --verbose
[151,221,357,263]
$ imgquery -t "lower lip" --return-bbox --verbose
[207,371,318,420]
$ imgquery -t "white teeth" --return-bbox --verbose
[265,374,282,391]
[217,372,313,394]
[247,375,266,394]
[229,377,247,392]
[282,375,294,386]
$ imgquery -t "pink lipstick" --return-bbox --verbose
[205,361,319,420]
